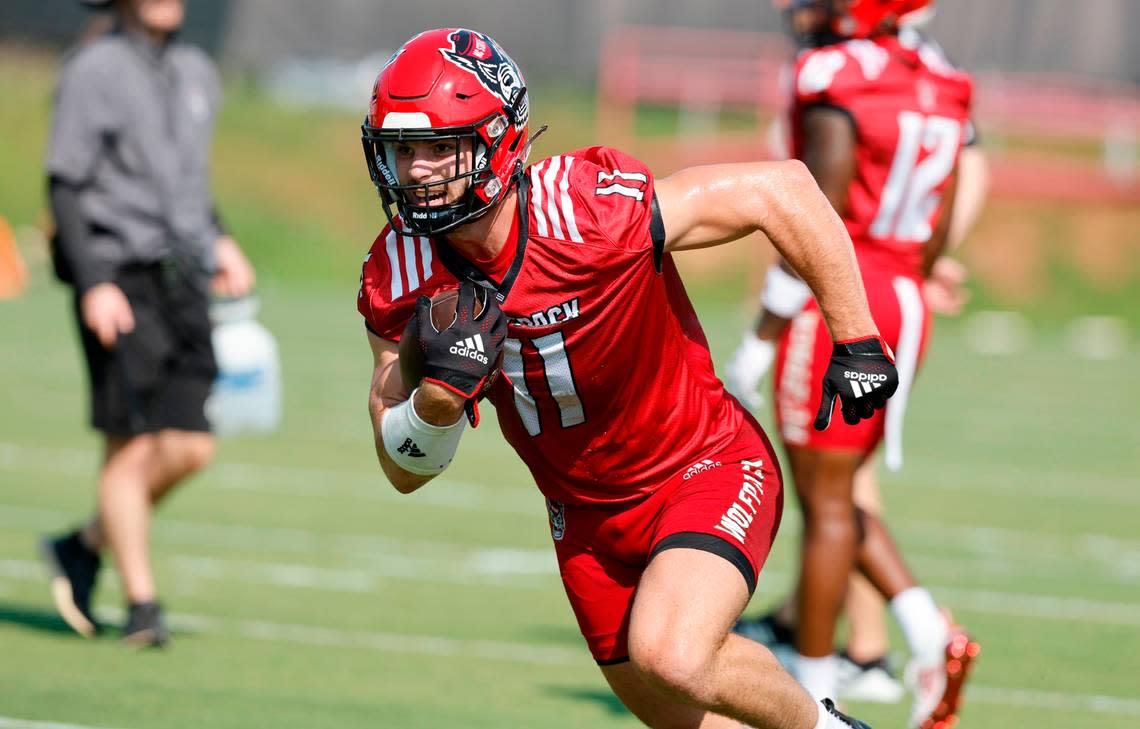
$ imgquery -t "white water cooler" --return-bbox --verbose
[207,296,282,436]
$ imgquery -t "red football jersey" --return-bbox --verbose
[358,147,747,505]
[791,34,973,276]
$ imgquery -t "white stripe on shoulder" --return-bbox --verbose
[543,156,565,240]
[530,161,550,237]
[402,235,420,292]
[385,230,402,299]
[559,156,583,243]
[419,237,433,281]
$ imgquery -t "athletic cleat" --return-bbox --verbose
[39,531,102,638]
[733,610,796,647]
[822,698,873,729]
[837,650,905,704]
[122,601,170,649]
[906,625,980,729]
[732,610,797,670]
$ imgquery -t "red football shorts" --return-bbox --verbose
[773,268,931,465]
[547,417,784,664]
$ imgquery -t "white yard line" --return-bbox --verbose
[4,441,1139,576]
[4,500,1136,589]
[0,441,539,515]
[966,686,1140,716]
[0,718,127,729]
[3,440,1137,510]
[3,551,1138,627]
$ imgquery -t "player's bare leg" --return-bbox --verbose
[845,461,889,663]
[785,445,861,700]
[747,465,891,656]
[791,447,978,726]
[851,504,916,602]
[622,547,833,729]
[601,662,738,729]
[839,461,905,703]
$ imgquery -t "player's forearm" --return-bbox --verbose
[369,382,468,493]
[946,147,988,252]
[759,161,876,341]
[370,394,435,494]
[922,168,960,277]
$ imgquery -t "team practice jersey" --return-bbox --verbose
[359,147,747,505]
[792,33,973,276]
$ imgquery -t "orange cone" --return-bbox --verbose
[0,216,29,299]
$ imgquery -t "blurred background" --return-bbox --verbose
[0,2,1137,728]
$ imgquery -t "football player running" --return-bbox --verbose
[723,1,981,726]
[358,28,897,729]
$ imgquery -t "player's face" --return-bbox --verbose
[391,138,473,207]
[130,0,185,33]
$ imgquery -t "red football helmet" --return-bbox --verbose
[837,0,934,38]
[362,28,530,236]
[784,0,933,42]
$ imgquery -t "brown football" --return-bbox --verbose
[398,286,502,393]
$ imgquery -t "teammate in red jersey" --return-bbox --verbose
[358,28,896,729]
[724,2,981,727]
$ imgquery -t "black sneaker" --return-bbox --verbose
[39,531,102,638]
[732,609,796,648]
[822,698,873,729]
[122,601,170,648]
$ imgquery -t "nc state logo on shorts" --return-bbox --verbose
[546,498,566,541]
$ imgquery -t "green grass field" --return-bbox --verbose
[1,268,1138,728]
[2,46,1139,729]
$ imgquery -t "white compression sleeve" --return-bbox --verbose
[381,389,466,476]
[761,264,812,319]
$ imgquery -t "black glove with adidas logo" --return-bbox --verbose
[414,281,507,424]
[813,335,899,431]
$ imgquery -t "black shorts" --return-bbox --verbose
[75,263,218,435]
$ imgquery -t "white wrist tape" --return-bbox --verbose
[740,331,776,375]
[761,264,812,319]
[381,388,466,476]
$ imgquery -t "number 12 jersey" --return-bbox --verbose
[792,33,974,277]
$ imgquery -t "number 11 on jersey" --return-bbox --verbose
[503,334,586,436]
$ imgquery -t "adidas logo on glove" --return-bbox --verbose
[843,371,888,383]
[844,370,887,396]
[450,334,489,365]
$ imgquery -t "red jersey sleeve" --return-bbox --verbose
[792,40,888,114]
[357,225,456,341]
[539,146,659,257]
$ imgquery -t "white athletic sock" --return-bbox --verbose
[813,699,848,729]
[795,653,839,702]
[890,587,947,662]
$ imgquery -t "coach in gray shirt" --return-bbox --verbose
[41,0,254,648]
